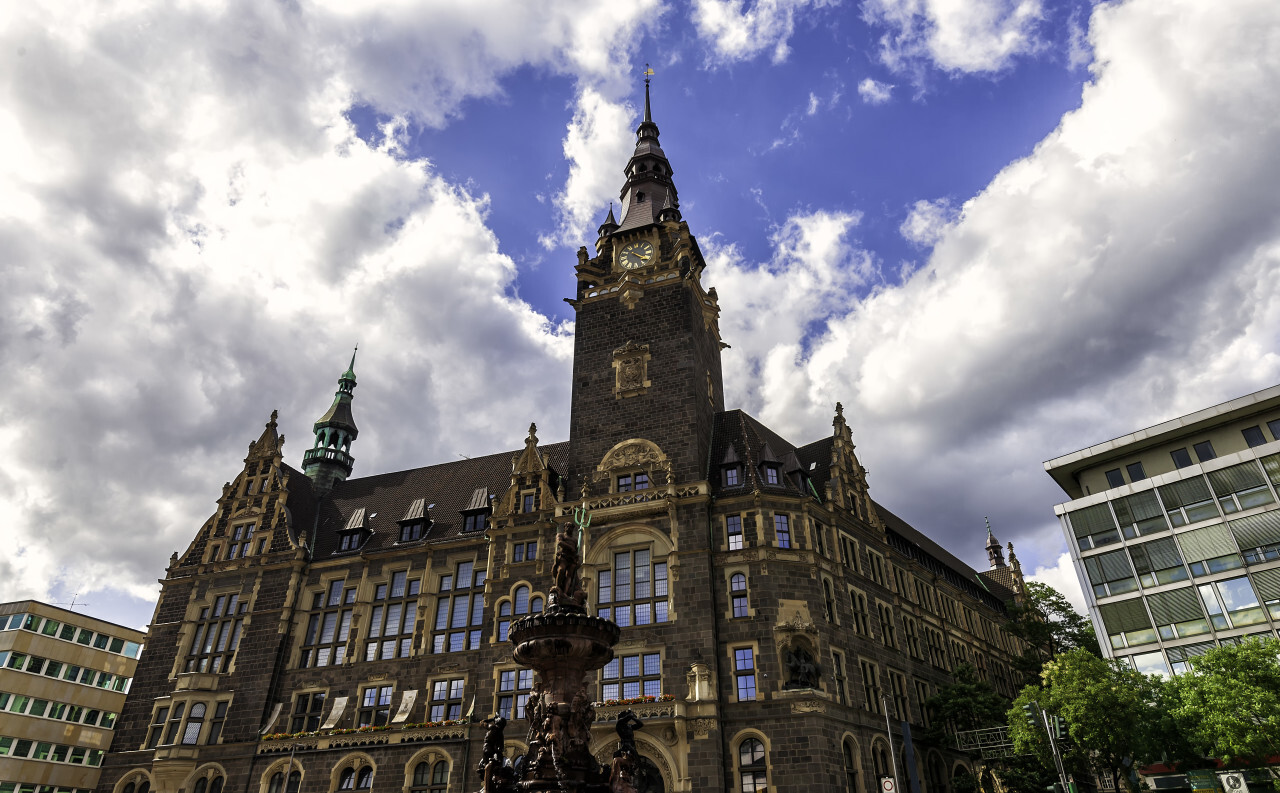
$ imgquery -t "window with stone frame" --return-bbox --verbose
[876,601,897,648]
[601,652,661,701]
[887,669,909,723]
[926,628,948,669]
[903,616,923,661]
[617,472,651,493]
[832,650,849,705]
[892,566,912,599]
[850,589,870,636]
[912,679,932,726]
[290,692,326,733]
[859,659,882,714]
[511,541,538,563]
[145,704,170,749]
[432,561,486,653]
[185,592,247,673]
[429,678,465,721]
[730,574,749,618]
[161,702,187,746]
[337,764,374,791]
[358,685,394,727]
[866,551,886,586]
[839,534,860,572]
[497,669,534,719]
[813,522,828,556]
[597,549,668,627]
[823,578,837,622]
[733,647,757,701]
[773,514,792,548]
[497,585,544,642]
[723,465,741,487]
[301,580,355,668]
[364,571,420,662]
[225,523,256,559]
[410,761,449,793]
[738,738,768,793]
[267,771,301,793]
[726,515,744,551]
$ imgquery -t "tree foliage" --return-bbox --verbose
[1167,637,1280,766]
[1005,581,1100,681]
[923,663,1007,743]
[1008,649,1189,793]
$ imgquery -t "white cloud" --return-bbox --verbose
[899,197,955,246]
[0,0,664,611]
[541,87,636,250]
[862,0,1043,76]
[692,0,837,66]
[1028,552,1088,615]
[807,92,821,115]
[700,0,1280,577]
[857,77,894,104]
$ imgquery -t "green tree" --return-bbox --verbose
[924,662,1007,741]
[1005,581,1100,681]
[1008,649,1187,793]
[1167,636,1280,767]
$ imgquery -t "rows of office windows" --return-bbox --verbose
[0,652,131,693]
[1102,420,1280,488]
[1069,454,1280,551]
[1117,631,1277,677]
[0,614,142,659]
[0,691,117,729]
[0,736,104,767]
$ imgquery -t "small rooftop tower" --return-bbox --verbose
[302,348,360,494]
[985,517,1007,569]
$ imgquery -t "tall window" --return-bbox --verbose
[497,586,544,642]
[877,603,896,648]
[832,650,848,705]
[913,680,932,726]
[774,515,791,548]
[727,516,744,550]
[181,702,206,744]
[429,679,465,721]
[433,562,486,653]
[850,590,870,636]
[739,738,767,792]
[823,579,836,622]
[411,762,449,793]
[365,571,420,661]
[730,574,749,618]
[301,580,355,668]
[498,669,533,718]
[860,660,881,714]
[904,617,922,660]
[225,523,255,559]
[842,740,860,793]
[146,706,169,749]
[814,523,827,556]
[867,553,885,586]
[186,593,246,673]
[267,772,301,793]
[358,685,393,727]
[290,692,326,732]
[888,670,909,722]
[601,652,661,700]
[598,549,668,627]
[734,648,756,701]
[337,765,373,791]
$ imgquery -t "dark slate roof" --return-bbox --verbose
[311,442,569,558]
[978,566,1019,598]
[279,462,317,551]
[795,436,835,494]
[707,410,812,499]
[316,394,357,431]
[877,502,1012,610]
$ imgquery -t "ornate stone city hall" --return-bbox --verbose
[96,84,1030,793]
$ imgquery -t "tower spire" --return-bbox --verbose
[302,349,361,494]
[612,64,678,233]
[643,63,654,124]
[985,517,1007,569]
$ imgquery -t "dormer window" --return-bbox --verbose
[724,467,740,487]
[720,444,742,488]
[461,487,491,532]
[398,499,430,543]
[764,465,780,485]
[335,508,369,554]
[338,532,362,552]
[618,473,650,493]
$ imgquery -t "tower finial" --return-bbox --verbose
[643,63,654,124]
[985,517,1007,569]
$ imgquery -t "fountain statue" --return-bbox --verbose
[478,506,627,793]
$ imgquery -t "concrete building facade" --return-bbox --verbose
[94,84,1032,793]
[1046,385,1280,675]
[0,601,145,793]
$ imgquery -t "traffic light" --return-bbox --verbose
[1045,784,1065,793]
[1051,715,1069,741]
[1022,701,1039,728]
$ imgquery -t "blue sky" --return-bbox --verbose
[3,0,1280,630]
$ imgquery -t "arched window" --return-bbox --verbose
[138,783,151,793]
[356,766,373,789]
[843,740,860,793]
[268,773,283,793]
[411,761,449,793]
[431,761,448,792]
[183,703,207,745]
[926,754,947,793]
[338,768,355,790]
[193,780,207,793]
[287,772,301,793]
[739,738,767,792]
[498,601,512,641]
[210,778,224,793]
[730,574,749,618]
[123,784,136,793]
[515,586,530,614]
[873,742,891,778]
[531,595,543,612]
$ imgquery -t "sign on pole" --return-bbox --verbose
[881,776,897,793]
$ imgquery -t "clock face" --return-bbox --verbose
[618,240,654,269]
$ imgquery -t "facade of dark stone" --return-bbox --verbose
[95,84,1030,793]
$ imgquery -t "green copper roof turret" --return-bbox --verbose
[303,348,360,492]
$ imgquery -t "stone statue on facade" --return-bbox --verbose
[783,646,821,689]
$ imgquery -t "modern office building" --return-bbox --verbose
[0,601,145,793]
[93,84,1033,793]
[1046,385,1280,675]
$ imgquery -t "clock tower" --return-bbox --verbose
[566,78,726,495]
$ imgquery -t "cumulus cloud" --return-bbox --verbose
[692,0,837,65]
[0,0,661,612]
[899,197,956,246]
[703,0,1280,576]
[1028,552,1088,615]
[857,77,894,104]
[862,0,1043,76]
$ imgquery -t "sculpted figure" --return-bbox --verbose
[550,522,585,610]
[479,715,507,772]
[784,647,820,689]
[615,709,644,756]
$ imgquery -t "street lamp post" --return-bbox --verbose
[881,694,901,793]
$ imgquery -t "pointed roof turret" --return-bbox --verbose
[302,348,361,493]
[598,203,619,237]
[614,66,680,234]
[985,517,1007,569]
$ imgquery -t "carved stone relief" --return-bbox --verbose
[612,341,652,399]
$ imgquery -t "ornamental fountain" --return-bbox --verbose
[477,508,649,793]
